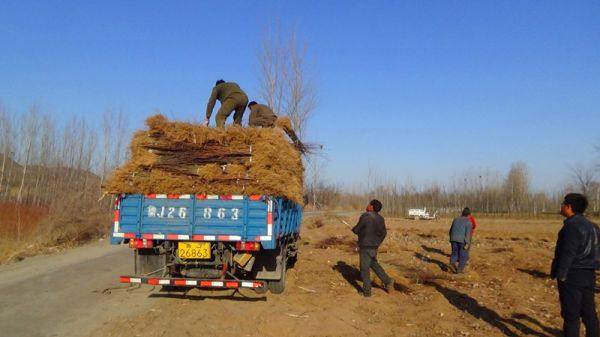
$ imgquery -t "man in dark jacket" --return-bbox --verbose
[204,79,249,127]
[551,193,600,337]
[449,208,473,273]
[352,199,394,297]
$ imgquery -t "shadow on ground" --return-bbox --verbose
[427,281,560,337]
[149,289,267,302]
[333,260,414,294]
[332,261,363,293]
[421,244,451,257]
[517,268,550,279]
[511,313,562,337]
[417,233,438,239]
[414,252,449,272]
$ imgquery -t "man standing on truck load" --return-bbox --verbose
[551,193,600,337]
[204,79,249,127]
[352,199,394,297]
[449,208,472,273]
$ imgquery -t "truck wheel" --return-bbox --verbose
[268,266,286,294]
[254,285,268,294]
[287,255,298,269]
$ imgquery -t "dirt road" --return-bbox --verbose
[0,241,152,337]
[3,215,598,337]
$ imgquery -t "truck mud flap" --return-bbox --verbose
[119,276,264,289]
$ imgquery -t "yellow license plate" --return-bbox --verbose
[178,242,211,259]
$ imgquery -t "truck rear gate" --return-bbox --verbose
[111,194,302,249]
[111,193,302,294]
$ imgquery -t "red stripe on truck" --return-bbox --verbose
[119,276,265,289]
[174,279,187,286]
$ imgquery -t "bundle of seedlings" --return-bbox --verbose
[103,114,304,204]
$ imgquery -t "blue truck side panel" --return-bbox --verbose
[112,194,302,249]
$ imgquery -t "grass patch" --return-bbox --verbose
[315,235,357,252]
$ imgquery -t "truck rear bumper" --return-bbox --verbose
[119,276,264,289]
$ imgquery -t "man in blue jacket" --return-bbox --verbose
[449,208,472,273]
[352,199,394,297]
[551,193,600,337]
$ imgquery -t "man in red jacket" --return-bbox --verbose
[467,210,477,236]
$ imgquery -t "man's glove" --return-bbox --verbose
[464,243,470,250]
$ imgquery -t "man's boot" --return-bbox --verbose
[385,280,395,293]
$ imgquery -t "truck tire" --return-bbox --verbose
[287,255,297,269]
[268,260,286,294]
[254,284,268,294]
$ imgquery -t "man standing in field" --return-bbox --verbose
[204,79,249,127]
[352,199,394,297]
[449,208,472,273]
[551,193,600,337]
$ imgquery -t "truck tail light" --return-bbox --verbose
[235,242,260,251]
[129,238,154,249]
[114,194,122,210]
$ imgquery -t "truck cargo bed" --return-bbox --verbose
[111,194,302,249]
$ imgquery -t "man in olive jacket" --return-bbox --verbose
[247,101,278,128]
[551,193,600,337]
[352,199,394,297]
[247,101,301,145]
[204,79,249,127]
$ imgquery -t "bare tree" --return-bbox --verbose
[503,162,530,214]
[258,24,287,119]
[16,107,41,240]
[284,31,316,139]
[258,24,316,139]
[570,164,596,196]
[0,104,13,199]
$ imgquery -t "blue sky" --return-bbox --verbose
[1,1,599,191]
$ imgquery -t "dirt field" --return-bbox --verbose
[91,213,599,337]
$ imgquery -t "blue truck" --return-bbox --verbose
[112,193,302,294]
